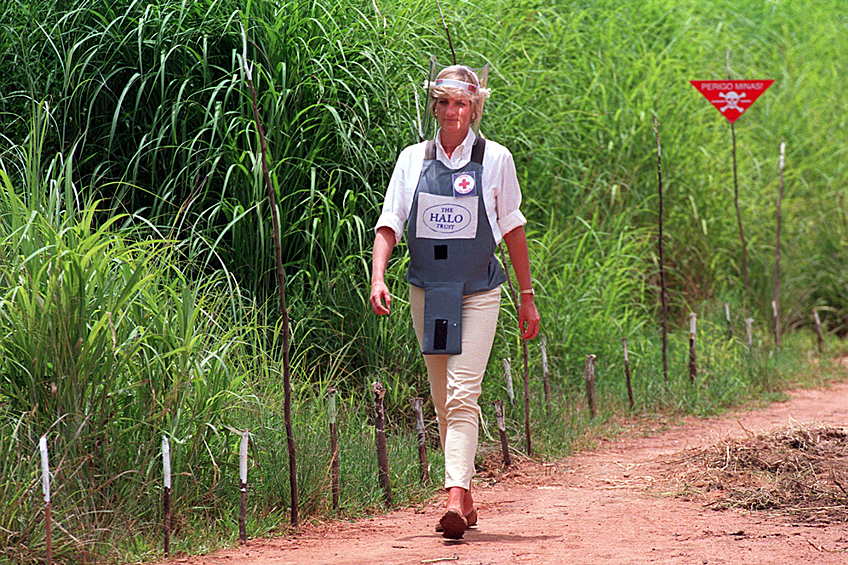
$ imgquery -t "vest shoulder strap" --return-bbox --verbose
[424,140,436,160]
[470,138,486,165]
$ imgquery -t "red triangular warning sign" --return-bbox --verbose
[690,80,774,123]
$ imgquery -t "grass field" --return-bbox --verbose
[1,0,847,561]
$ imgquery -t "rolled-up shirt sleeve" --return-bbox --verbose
[375,145,418,246]
[494,150,527,238]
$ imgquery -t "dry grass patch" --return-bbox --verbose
[665,423,848,523]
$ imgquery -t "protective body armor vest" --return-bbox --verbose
[407,138,507,354]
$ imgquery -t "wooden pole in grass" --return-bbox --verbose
[521,348,532,457]
[498,244,532,456]
[239,429,249,545]
[540,335,551,416]
[162,436,171,556]
[727,50,751,314]
[772,300,779,351]
[654,117,669,383]
[328,389,340,510]
[371,382,392,506]
[493,400,512,467]
[584,355,597,418]
[813,309,824,355]
[502,358,515,406]
[774,140,785,351]
[39,436,51,565]
[725,303,733,340]
[410,397,430,485]
[745,317,754,351]
[689,313,697,383]
[622,338,634,410]
[435,0,457,65]
[240,23,298,527]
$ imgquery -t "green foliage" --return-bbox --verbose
[2,0,848,562]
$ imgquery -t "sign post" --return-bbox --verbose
[689,73,774,313]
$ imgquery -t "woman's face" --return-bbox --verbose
[435,94,474,137]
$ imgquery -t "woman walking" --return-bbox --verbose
[370,62,539,539]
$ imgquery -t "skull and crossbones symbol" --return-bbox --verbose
[715,90,749,113]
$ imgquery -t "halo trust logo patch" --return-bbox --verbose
[452,171,477,197]
[422,202,473,234]
[415,192,479,240]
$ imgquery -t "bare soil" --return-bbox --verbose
[166,380,848,565]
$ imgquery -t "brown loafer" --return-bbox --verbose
[465,507,478,527]
[436,508,476,533]
[439,509,467,539]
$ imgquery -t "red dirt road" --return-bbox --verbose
[169,381,848,565]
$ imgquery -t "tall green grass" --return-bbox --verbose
[3,0,848,562]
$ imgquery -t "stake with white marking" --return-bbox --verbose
[745,318,754,351]
[813,309,824,355]
[493,400,512,467]
[623,338,634,409]
[585,355,597,418]
[162,436,171,556]
[725,303,733,340]
[40,436,52,565]
[239,429,249,544]
[502,358,515,406]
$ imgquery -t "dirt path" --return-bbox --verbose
[173,381,848,565]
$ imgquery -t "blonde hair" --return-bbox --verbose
[427,65,489,120]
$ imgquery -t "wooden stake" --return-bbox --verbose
[521,344,532,457]
[44,504,52,565]
[774,139,785,351]
[813,309,824,355]
[772,300,780,351]
[493,400,512,467]
[435,0,457,65]
[745,317,754,351]
[622,338,634,410]
[39,436,51,565]
[540,335,551,416]
[689,313,697,383]
[497,244,532,454]
[328,388,340,510]
[162,436,171,556]
[725,303,733,340]
[727,50,750,313]
[239,429,248,545]
[410,397,431,485]
[502,358,515,406]
[371,382,392,506]
[584,355,597,418]
[655,117,669,383]
[240,24,298,527]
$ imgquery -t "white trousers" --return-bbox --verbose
[410,284,501,490]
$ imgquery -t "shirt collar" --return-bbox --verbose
[435,129,477,166]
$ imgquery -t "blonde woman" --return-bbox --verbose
[370,64,539,539]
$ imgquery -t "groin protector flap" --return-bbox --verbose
[422,281,464,355]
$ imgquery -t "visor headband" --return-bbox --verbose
[433,78,479,94]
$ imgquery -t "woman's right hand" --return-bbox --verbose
[370,280,392,315]
[370,227,396,316]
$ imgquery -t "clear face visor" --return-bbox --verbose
[418,56,489,141]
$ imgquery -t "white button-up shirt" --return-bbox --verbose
[375,129,527,246]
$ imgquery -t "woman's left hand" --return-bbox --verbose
[518,296,540,340]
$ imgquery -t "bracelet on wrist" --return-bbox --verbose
[519,288,534,297]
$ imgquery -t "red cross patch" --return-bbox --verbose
[452,172,476,197]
